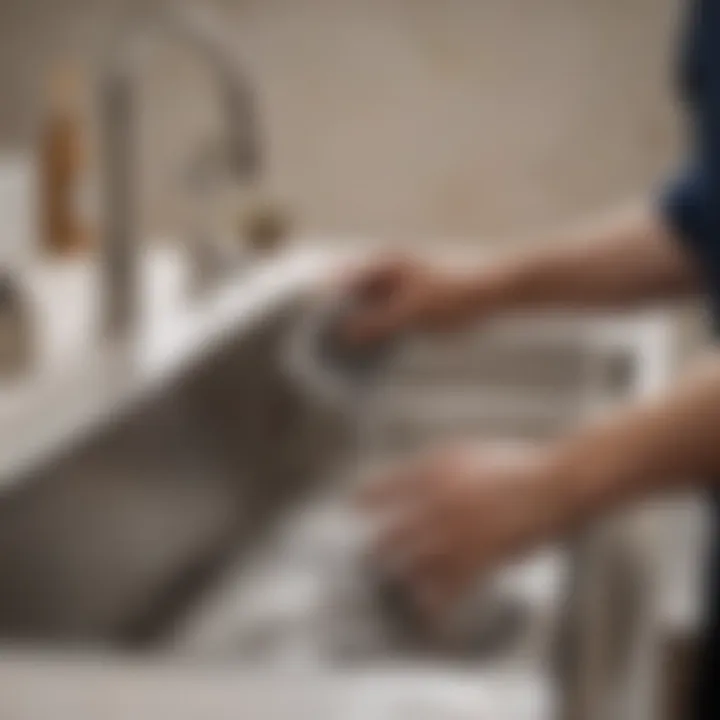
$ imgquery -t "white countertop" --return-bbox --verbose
[0,651,552,720]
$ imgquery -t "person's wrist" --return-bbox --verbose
[449,262,518,323]
[541,428,639,537]
[512,443,580,543]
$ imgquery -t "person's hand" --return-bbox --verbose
[359,442,569,614]
[340,255,491,345]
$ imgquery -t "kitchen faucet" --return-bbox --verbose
[99,2,262,341]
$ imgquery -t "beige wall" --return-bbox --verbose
[0,0,684,242]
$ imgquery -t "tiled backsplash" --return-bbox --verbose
[0,0,682,242]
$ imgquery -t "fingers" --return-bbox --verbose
[357,444,488,620]
[358,454,433,510]
[374,508,446,573]
[327,256,402,308]
[378,533,475,620]
[343,294,414,345]
[359,450,449,568]
[394,546,478,620]
[343,254,409,298]
[368,500,473,616]
[331,255,416,345]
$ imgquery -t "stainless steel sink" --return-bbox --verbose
[165,310,673,720]
[0,299,344,644]
[0,253,676,719]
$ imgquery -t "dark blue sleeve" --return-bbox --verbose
[660,162,716,261]
[659,3,720,286]
[660,162,720,295]
[660,142,720,344]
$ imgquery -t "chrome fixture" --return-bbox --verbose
[99,2,262,340]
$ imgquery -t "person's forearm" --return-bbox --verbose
[463,204,700,315]
[548,354,720,530]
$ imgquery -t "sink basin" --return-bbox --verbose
[167,314,663,675]
[0,246,676,719]
[0,248,354,644]
[0,319,294,641]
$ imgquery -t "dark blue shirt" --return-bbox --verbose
[662,1,720,324]
[661,4,720,714]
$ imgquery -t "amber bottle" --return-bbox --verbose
[39,65,93,256]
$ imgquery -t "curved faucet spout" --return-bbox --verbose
[100,2,263,340]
